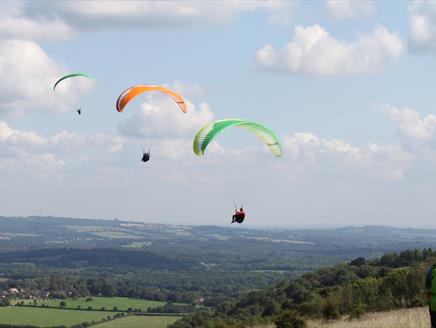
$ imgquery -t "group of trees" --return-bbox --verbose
[0,267,279,305]
[169,248,436,327]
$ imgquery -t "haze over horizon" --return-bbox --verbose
[1,1,436,227]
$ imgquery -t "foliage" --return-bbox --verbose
[170,248,435,327]
[274,310,307,328]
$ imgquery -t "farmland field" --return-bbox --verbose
[94,315,182,328]
[17,296,165,311]
[0,307,113,326]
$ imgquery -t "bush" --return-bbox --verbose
[85,297,93,302]
[59,301,67,307]
[274,310,307,328]
[0,299,10,307]
[322,299,340,321]
[349,302,366,320]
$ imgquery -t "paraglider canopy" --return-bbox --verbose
[193,119,282,157]
[53,72,96,91]
[116,85,187,113]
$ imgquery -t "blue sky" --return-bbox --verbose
[1,1,436,227]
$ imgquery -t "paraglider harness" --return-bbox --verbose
[232,205,245,224]
[141,149,150,163]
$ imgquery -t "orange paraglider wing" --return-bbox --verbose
[116,85,187,113]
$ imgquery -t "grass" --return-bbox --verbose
[122,241,151,248]
[307,307,430,328]
[18,296,165,312]
[0,306,114,326]
[94,315,182,328]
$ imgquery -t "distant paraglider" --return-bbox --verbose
[141,150,150,163]
[193,119,282,157]
[53,72,95,115]
[116,85,187,113]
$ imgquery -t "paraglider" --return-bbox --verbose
[116,85,187,113]
[53,72,95,115]
[141,150,150,163]
[231,206,245,224]
[193,119,282,157]
[53,72,95,91]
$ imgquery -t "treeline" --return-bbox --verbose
[0,248,198,271]
[170,248,435,327]
[0,268,279,304]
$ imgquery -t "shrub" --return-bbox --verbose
[274,310,307,328]
[322,299,340,321]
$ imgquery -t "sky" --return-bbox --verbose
[1,0,436,227]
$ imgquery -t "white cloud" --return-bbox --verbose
[409,0,436,54]
[0,121,123,170]
[379,104,436,141]
[326,0,375,19]
[281,132,412,179]
[118,95,213,139]
[0,2,72,40]
[256,25,404,75]
[0,39,93,116]
[0,1,294,40]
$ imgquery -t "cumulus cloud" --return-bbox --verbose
[118,95,213,139]
[0,121,122,170]
[256,25,404,75]
[379,104,436,141]
[409,0,436,53]
[0,1,294,40]
[0,2,72,40]
[326,0,375,19]
[0,39,93,116]
[281,132,412,179]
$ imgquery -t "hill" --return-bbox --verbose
[170,248,434,327]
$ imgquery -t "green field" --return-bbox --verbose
[19,296,165,311]
[0,307,113,326]
[94,315,182,328]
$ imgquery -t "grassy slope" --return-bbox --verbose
[0,307,112,326]
[94,315,182,328]
[307,307,430,328]
[18,296,165,311]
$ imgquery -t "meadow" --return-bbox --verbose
[0,306,113,326]
[307,307,430,328]
[94,315,182,328]
[18,296,165,311]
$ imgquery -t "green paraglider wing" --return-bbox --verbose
[193,119,282,157]
[53,72,95,91]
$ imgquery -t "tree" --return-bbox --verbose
[274,310,307,328]
[350,257,366,267]
[322,298,340,321]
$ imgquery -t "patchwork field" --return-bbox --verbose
[94,315,182,328]
[0,307,113,326]
[18,296,165,312]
